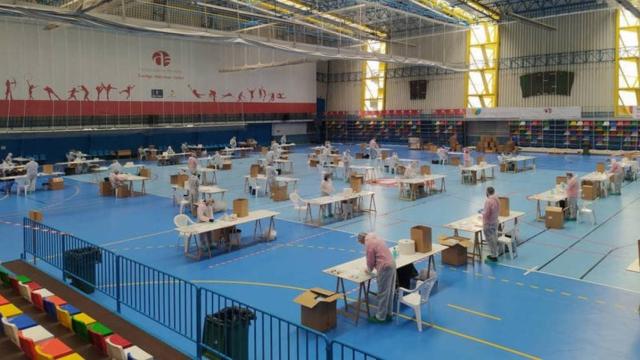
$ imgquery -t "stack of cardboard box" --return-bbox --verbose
[477,136,498,153]
[233,198,249,217]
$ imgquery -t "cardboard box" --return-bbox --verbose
[420,165,431,175]
[450,157,460,166]
[556,176,567,185]
[170,174,189,186]
[115,185,130,198]
[476,156,485,164]
[582,185,596,200]
[410,225,432,253]
[42,164,54,174]
[49,178,64,191]
[500,163,507,172]
[222,161,232,170]
[250,164,261,177]
[381,150,389,160]
[545,206,564,229]
[233,198,249,217]
[355,153,364,159]
[28,210,43,222]
[293,288,341,332]
[139,167,151,178]
[439,236,470,266]
[271,185,288,201]
[350,175,363,193]
[99,181,113,196]
[499,197,510,217]
[596,162,605,173]
[396,165,406,176]
[309,159,319,167]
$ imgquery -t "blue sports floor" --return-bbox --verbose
[1,145,639,359]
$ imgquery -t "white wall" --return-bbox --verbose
[324,8,617,113]
[0,17,316,104]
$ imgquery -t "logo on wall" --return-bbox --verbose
[152,50,171,67]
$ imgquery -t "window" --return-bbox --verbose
[616,9,640,115]
[465,22,499,108]
[362,41,387,114]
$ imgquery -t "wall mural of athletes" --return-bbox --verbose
[0,17,316,117]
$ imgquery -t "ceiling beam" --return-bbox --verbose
[616,0,640,18]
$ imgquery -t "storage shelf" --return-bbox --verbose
[509,120,640,150]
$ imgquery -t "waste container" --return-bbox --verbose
[202,307,256,360]
[63,246,102,294]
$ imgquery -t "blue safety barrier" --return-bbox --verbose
[22,217,383,359]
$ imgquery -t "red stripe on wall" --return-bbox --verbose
[0,100,316,117]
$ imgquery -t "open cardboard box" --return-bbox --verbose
[294,288,342,332]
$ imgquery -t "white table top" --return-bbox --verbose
[179,166,217,174]
[243,174,298,183]
[199,185,227,194]
[323,243,447,284]
[528,189,567,202]
[93,164,143,172]
[582,172,609,182]
[504,155,536,162]
[120,174,149,181]
[0,172,64,181]
[158,152,189,159]
[280,143,296,147]
[221,147,253,153]
[56,159,103,166]
[307,191,375,206]
[398,174,446,184]
[444,211,525,233]
[350,165,375,170]
[176,209,279,235]
[460,164,497,171]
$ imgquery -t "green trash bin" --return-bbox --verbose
[63,246,102,294]
[202,307,256,360]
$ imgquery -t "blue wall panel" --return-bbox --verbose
[0,123,281,162]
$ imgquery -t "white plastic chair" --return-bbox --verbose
[15,177,30,196]
[172,185,190,214]
[289,192,308,221]
[248,177,262,198]
[578,201,596,225]
[498,220,518,260]
[459,166,473,184]
[395,278,436,332]
[173,214,195,251]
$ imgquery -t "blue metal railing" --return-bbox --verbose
[21,218,383,360]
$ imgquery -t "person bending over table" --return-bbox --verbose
[197,199,216,249]
[463,148,472,167]
[187,155,198,173]
[280,134,287,144]
[109,160,123,174]
[358,232,396,324]
[229,136,237,149]
[609,159,623,195]
[566,172,578,220]
[25,158,38,191]
[483,186,500,263]
[167,146,175,155]
[320,173,334,218]
[342,150,352,181]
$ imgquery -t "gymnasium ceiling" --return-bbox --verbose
[0,0,628,69]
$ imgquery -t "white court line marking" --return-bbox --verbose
[498,262,640,295]
[524,266,538,275]
[102,229,175,247]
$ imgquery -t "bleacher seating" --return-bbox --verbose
[0,266,153,359]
